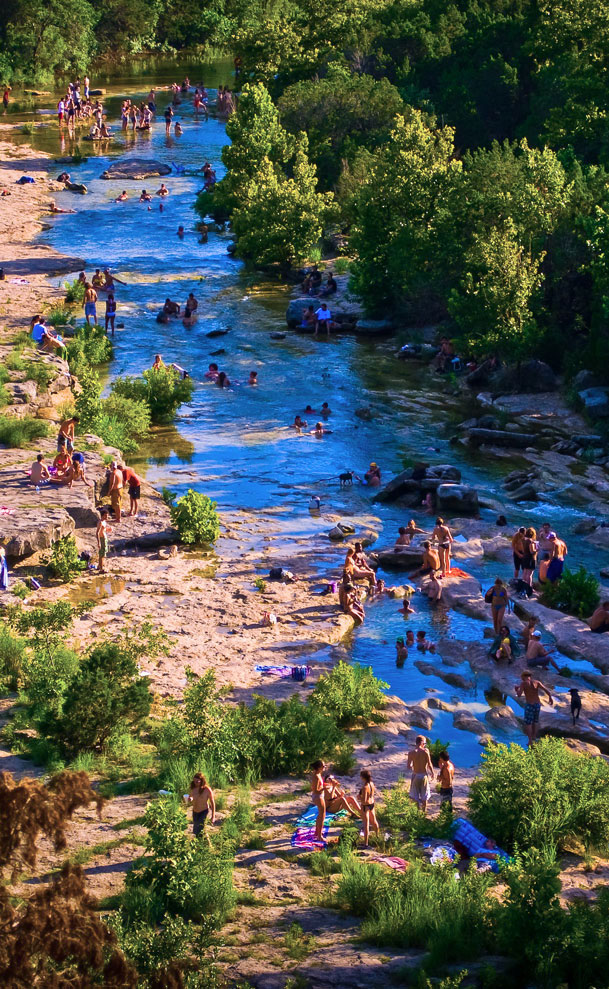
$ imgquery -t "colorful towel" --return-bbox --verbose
[452,817,510,873]
[430,844,459,866]
[370,855,408,872]
[444,567,470,579]
[297,805,348,826]
[291,824,329,849]
[255,664,292,678]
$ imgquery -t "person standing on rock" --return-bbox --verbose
[511,526,526,580]
[486,578,509,633]
[118,463,141,517]
[432,517,453,575]
[437,751,454,808]
[520,527,538,597]
[515,670,554,747]
[57,416,79,454]
[546,532,568,583]
[407,736,434,815]
[83,282,98,326]
[96,507,111,573]
[108,461,124,522]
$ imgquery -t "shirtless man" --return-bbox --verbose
[417,541,442,602]
[163,297,180,316]
[432,517,453,575]
[395,526,413,549]
[91,269,105,289]
[407,736,434,814]
[515,670,554,747]
[526,631,561,673]
[139,189,152,202]
[156,183,169,196]
[184,292,198,318]
[107,461,124,522]
[49,200,76,214]
[589,601,609,634]
[546,532,568,583]
[115,190,128,202]
[187,772,216,839]
[30,454,50,485]
[83,282,98,326]
[103,269,126,290]
[58,415,79,453]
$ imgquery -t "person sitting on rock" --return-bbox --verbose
[490,625,516,664]
[588,601,609,634]
[300,304,316,330]
[319,273,337,297]
[416,541,442,602]
[345,545,375,588]
[30,453,50,486]
[526,632,561,672]
[342,581,365,624]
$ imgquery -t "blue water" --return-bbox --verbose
[30,66,609,762]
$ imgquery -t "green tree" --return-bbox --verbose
[53,641,152,755]
[170,489,220,544]
[0,0,96,84]
[350,109,461,314]
[111,365,193,422]
[231,135,333,265]
[448,220,545,360]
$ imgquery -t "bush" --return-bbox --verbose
[310,661,388,727]
[337,855,492,964]
[0,415,49,447]
[46,535,87,583]
[468,738,609,852]
[125,798,236,922]
[381,780,453,839]
[170,489,220,544]
[155,668,347,783]
[64,277,86,304]
[0,623,27,692]
[75,367,150,454]
[51,641,152,755]
[23,360,54,391]
[541,565,600,618]
[66,323,112,374]
[111,365,194,422]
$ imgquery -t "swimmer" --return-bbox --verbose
[115,190,128,202]
[290,415,307,431]
[416,630,436,653]
[396,637,408,664]
[399,597,415,614]
[304,405,315,414]
[205,362,219,380]
[174,122,183,136]
[156,183,169,196]
[199,223,209,244]
[49,200,76,214]
[406,630,415,647]
[248,371,258,385]
[216,371,230,388]
[163,298,180,316]
[320,402,331,416]
[311,421,332,437]
[140,189,152,202]
[177,225,185,237]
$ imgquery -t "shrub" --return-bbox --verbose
[66,323,112,374]
[125,798,236,922]
[310,661,388,727]
[382,780,453,839]
[0,382,9,409]
[51,641,152,755]
[75,367,150,454]
[64,277,86,304]
[337,855,492,964]
[541,565,600,618]
[170,489,220,544]
[254,577,267,591]
[429,738,450,766]
[0,415,49,447]
[25,645,80,719]
[0,623,27,692]
[161,486,177,505]
[155,668,347,783]
[111,365,194,422]
[23,360,54,391]
[46,535,87,583]
[468,738,609,852]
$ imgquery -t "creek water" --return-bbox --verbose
[14,61,608,764]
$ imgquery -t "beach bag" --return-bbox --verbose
[291,665,309,682]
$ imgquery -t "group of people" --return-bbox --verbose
[299,302,339,337]
[158,292,198,325]
[511,522,568,597]
[56,76,104,132]
[29,418,89,490]
[77,268,125,333]
[310,761,380,845]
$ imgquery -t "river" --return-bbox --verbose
[10,61,608,764]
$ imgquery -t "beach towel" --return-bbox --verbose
[291,824,329,849]
[297,805,348,826]
[444,567,470,579]
[0,507,14,514]
[370,856,408,872]
[255,664,292,678]
[452,817,510,873]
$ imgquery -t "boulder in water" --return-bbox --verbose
[436,483,479,514]
[353,318,394,336]
[578,386,609,418]
[371,547,422,570]
[453,709,487,735]
[101,158,172,180]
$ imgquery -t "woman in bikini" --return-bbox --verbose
[432,517,453,576]
[323,774,361,816]
[310,760,327,842]
[345,547,376,589]
[487,577,509,633]
[359,769,380,846]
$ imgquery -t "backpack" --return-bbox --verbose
[291,665,310,682]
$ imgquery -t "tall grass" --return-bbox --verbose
[0,415,49,447]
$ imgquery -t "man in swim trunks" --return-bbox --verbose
[118,463,142,517]
[525,631,561,673]
[416,541,442,602]
[91,269,105,289]
[83,282,98,326]
[407,735,434,814]
[515,670,553,747]
[115,190,128,202]
[156,183,169,196]
[30,454,50,486]
[57,416,78,453]
[107,461,124,522]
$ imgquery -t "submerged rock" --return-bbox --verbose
[453,709,487,735]
[101,158,172,180]
[436,483,479,514]
[371,547,422,570]
[485,705,521,734]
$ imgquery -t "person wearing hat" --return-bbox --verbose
[364,462,381,487]
[546,531,568,583]
[525,631,561,672]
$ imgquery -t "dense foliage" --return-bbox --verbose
[170,488,220,544]
[310,660,388,727]
[540,565,600,618]
[46,534,87,583]
[111,365,194,422]
[468,738,609,853]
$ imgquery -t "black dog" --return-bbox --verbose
[339,471,355,486]
[568,688,582,725]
